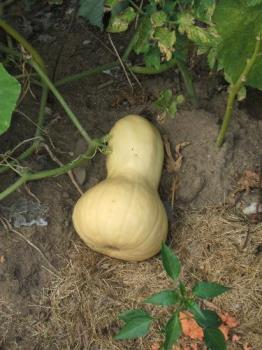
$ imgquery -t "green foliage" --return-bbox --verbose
[154,89,185,119]
[213,0,262,89]
[145,290,180,306]
[0,63,21,135]
[204,328,227,350]
[161,242,181,280]
[114,243,230,349]
[114,309,153,340]
[78,0,105,29]
[192,281,231,299]
[164,312,182,350]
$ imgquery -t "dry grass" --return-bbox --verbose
[6,207,262,349]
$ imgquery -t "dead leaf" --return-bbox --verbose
[151,342,161,350]
[171,177,180,208]
[218,312,239,328]
[0,255,5,264]
[238,170,260,193]
[232,334,241,342]
[243,343,253,350]
[179,312,204,340]
[219,324,229,340]
[163,136,190,174]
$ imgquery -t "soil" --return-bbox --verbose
[0,2,261,350]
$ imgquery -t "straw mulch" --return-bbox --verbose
[11,207,262,349]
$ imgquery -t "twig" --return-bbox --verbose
[0,217,58,274]
[108,34,133,91]
[42,143,83,195]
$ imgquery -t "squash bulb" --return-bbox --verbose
[72,115,168,261]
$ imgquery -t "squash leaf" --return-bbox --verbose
[0,63,21,135]
[78,0,105,29]
[213,0,262,88]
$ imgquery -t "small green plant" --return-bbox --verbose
[114,243,230,350]
[154,89,185,119]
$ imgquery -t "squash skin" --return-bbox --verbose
[106,115,164,189]
[72,115,168,261]
[72,176,167,261]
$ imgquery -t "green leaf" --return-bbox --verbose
[105,0,129,16]
[0,63,21,135]
[78,0,104,29]
[187,302,206,321]
[246,0,262,5]
[194,0,216,23]
[144,46,161,70]
[133,18,153,54]
[145,290,180,306]
[154,27,176,60]
[192,282,230,299]
[204,328,227,350]
[150,11,167,28]
[118,309,150,322]
[213,0,262,88]
[107,6,136,33]
[194,309,222,329]
[161,243,181,281]
[164,312,182,350]
[115,309,153,340]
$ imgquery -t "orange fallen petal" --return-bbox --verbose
[151,342,161,350]
[190,344,199,350]
[219,324,229,340]
[218,312,239,328]
[232,334,241,342]
[179,312,204,340]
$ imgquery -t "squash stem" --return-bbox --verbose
[216,34,261,147]
[0,141,102,201]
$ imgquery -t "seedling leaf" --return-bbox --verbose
[145,290,180,306]
[204,328,227,350]
[115,309,153,340]
[164,312,182,350]
[118,309,150,322]
[194,309,222,329]
[192,282,230,299]
[161,243,181,281]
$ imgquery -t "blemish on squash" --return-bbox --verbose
[103,245,120,250]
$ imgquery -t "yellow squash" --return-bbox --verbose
[72,115,168,261]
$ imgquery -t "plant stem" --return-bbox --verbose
[0,141,100,201]
[31,60,92,145]
[0,19,46,73]
[216,34,261,147]
[176,59,197,107]
[130,58,178,74]
[55,62,118,87]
